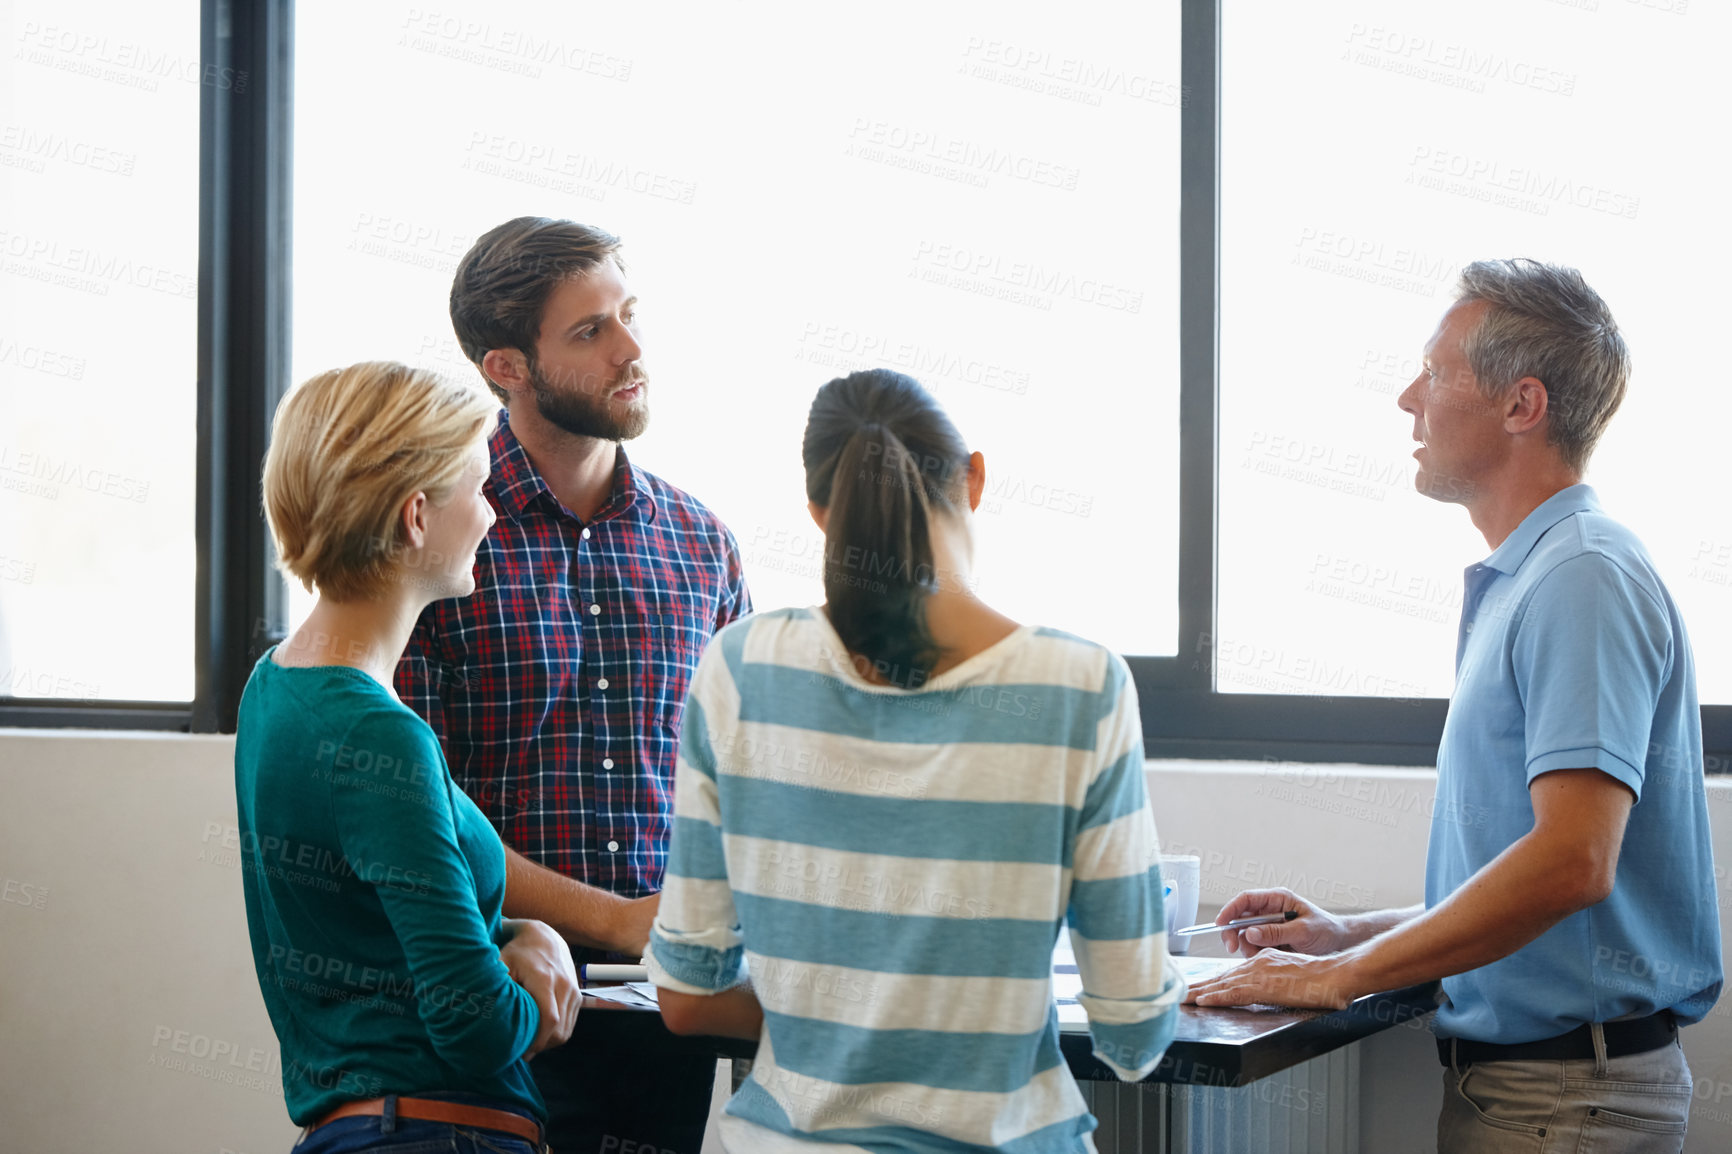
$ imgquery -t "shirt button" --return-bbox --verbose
[589,604,601,616]
[602,758,614,769]
[1466,623,1475,633]
[581,527,591,539]
[597,677,609,689]
[606,840,620,853]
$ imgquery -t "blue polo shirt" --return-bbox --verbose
[1427,485,1722,1044]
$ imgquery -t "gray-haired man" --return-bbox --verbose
[1188,259,1722,1152]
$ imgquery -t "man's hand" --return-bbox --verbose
[1182,950,1363,1011]
[1192,769,1632,1009]
[1214,887,1352,957]
[612,893,659,957]
[499,918,581,1058]
[502,846,663,955]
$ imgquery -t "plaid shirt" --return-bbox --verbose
[395,411,751,897]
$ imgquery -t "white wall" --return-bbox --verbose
[0,731,299,1154]
[2,735,1730,1152]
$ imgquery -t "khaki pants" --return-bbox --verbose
[1438,1032,1691,1154]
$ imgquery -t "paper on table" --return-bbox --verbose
[1053,935,1235,1033]
[581,981,661,1011]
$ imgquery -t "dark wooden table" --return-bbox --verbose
[1061,981,1439,1086]
[579,980,1440,1088]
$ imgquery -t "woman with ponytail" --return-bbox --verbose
[649,370,1183,1152]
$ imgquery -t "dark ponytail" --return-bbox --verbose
[802,370,970,689]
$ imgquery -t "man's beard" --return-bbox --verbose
[528,360,650,442]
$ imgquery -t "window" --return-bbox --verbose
[1219,0,1732,706]
[289,2,1182,656]
[0,0,200,705]
[6,0,1724,768]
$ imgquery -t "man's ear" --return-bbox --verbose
[1504,376,1549,436]
[966,451,985,512]
[481,348,532,398]
[808,501,828,533]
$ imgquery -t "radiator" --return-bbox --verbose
[1081,1046,1360,1154]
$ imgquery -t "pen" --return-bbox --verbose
[580,963,649,984]
[1172,911,1299,937]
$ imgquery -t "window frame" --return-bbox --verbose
[4,0,1727,769]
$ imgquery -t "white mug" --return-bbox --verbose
[1159,854,1201,956]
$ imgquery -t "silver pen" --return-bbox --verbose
[1172,911,1299,937]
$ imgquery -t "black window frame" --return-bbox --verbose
[4,0,1727,769]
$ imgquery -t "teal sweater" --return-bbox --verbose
[234,649,543,1125]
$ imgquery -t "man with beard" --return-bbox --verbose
[396,217,751,1153]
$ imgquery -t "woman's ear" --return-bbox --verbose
[399,491,430,549]
[966,451,985,512]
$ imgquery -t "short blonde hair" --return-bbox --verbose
[263,361,498,601]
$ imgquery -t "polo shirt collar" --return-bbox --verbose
[1481,483,1600,575]
[487,408,659,525]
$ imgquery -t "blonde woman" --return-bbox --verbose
[236,361,578,1153]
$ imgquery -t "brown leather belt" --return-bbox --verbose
[309,1096,545,1150]
[1437,1010,1678,1068]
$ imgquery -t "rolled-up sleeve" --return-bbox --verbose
[1067,656,1185,1081]
[647,654,747,996]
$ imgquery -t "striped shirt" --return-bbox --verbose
[648,607,1181,1153]
[395,411,751,897]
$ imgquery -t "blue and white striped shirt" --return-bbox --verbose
[648,607,1181,1153]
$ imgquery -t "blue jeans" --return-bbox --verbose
[291,1095,541,1154]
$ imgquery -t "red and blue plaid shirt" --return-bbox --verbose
[395,411,751,897]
